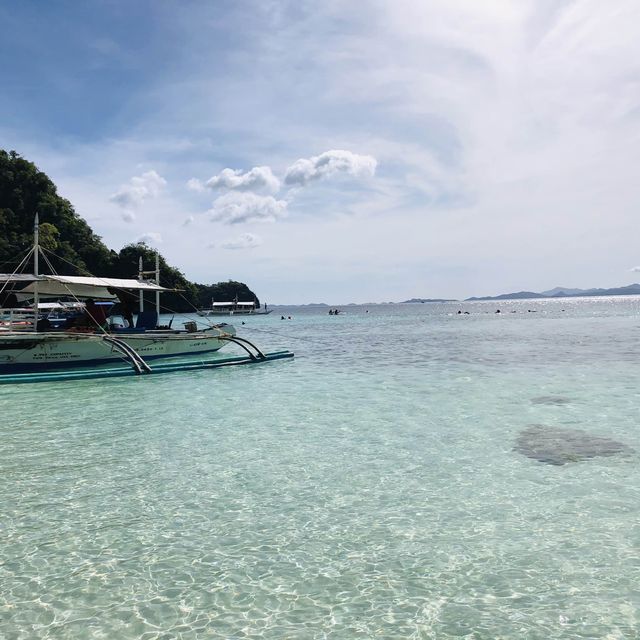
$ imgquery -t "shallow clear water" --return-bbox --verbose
[1,297,639,638]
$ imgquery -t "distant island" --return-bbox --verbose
[401,284,640,303]
[465,284,640,301]
[402,298,457,303]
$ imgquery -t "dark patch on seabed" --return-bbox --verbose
[530,396,572,405]
[514,425,634,465]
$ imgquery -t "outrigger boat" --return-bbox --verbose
[197,299,273,317]
[0,215,293,381]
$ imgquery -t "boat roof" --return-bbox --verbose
[0,274,169,299]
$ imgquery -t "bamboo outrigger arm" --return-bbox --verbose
[216,334,266,360]
[101,335,153,374]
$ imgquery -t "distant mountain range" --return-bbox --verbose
[465,284,640,301]
[265,285,640,307]
[402,298,457,303]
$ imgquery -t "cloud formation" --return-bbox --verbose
[205,166,280,194]
[110,170,167,210]
[209,192,287,224]
[186,178,205,193]
[284,150,377,187]
[221,233,263,250]
[137,232,162,245]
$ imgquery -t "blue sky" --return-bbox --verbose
[2,0,640,303]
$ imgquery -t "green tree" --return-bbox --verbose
[0,149,115,275]
[38,222,60,251]
[194,280,260,308]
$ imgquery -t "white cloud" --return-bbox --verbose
[183,215,195,226]
[284,150,377,187]
[137,232,162,245]
[208,192,287,224]
[110,170,167,209]
[221,233,263,250]
[121,211,136,223]
[186,178,205,192]
[630,267,640,272]
[205,166,280,194]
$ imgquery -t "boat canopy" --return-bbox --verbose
[0,274,169,300]
[210,301,256,307]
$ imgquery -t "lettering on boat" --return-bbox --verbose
[32,352,79,360]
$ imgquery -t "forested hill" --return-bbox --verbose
[0,150,259,311]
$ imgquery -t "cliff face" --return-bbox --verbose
[0,150,259,311]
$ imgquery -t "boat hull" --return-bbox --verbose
[0,327,235,372]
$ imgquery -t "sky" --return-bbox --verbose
[1,0,640,303]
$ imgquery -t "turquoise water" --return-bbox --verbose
[1,298,639,638]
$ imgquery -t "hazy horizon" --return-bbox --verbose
[259,283,640,306]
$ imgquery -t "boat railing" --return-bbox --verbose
[0,308,37,331]
[0,303,88,331]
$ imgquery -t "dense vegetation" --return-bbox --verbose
[0,150,259,311]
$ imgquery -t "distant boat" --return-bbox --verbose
[197,299,272,317]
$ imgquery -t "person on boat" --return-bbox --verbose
[77,299,108,330]
[107,288,135,328]
[35,317,52,331]
[0,292,18,309]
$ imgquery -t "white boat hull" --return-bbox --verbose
[0,327,235,372]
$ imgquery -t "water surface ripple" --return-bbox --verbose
[1,298,639,638]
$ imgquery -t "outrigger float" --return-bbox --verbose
[0,215,293,384]
[0,349,294,385]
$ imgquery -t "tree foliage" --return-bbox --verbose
[0,150,260,311]
[194,280,260,308]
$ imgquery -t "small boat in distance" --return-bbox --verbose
[197,299,273,317]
